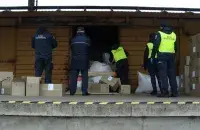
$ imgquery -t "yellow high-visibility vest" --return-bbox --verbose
[111,46,127,62]
[146,42,157,58]
[158,31,176,53]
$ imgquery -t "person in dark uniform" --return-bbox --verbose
[69,27,91,96]
[32,25,57,83]
[109,44,129,84]
[143,33,161,96]
[151,22,178,97]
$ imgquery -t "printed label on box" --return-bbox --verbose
[48,84,54,91]
[192,71,196,77]
[192,84,196,90]
[1,88,4,94]
[193,47,196,52]
[108,76,113,81]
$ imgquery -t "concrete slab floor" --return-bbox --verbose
[0,94,199,102]
[0,116,200,130]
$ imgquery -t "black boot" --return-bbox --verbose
[82,92,91,96]
[171,92,179,97]
[150,90,157,96]
[157,91,169,98]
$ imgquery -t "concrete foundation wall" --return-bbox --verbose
[0,116,199,130]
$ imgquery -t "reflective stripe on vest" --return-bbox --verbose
[147,42,157,58]
[158,31,176,53]
[111,47,127,62]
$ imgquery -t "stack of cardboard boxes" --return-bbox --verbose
[0,72,66,97]
[76,75,131,95]
[0,72,131,97]
[181,33,200,96]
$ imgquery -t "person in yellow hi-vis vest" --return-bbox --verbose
[143,33,161,96]
[151,22,178,97]
[109,44,129,84]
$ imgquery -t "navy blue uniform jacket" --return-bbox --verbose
[32,29,57,59]
[70,33,91,70]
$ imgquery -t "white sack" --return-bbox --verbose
[102,53,111,65]
[136,71,180,93]
[89,61,112,83]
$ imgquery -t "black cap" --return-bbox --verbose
[37,25,47,34]
[160,21,169,28]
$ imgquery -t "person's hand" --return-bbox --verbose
[141,64,147,70]
[150,58,153,64]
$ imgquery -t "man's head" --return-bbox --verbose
[37,25,47,34]
[160,21,169,30]
[77,27,85,34]
[112,44,120,50]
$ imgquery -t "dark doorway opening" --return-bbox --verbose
[72,26,119,62]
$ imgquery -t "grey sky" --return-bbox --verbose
[0,0,199,8]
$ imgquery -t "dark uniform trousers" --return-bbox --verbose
[70,69,88,95]
[147,59,161,92]
[157,53,178,94]
[116,59,129,84]
[35,57,53,83]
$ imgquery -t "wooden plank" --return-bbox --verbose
[17,44,69,51]
[15,73,68,79]
[0,63,15,71]
[0,27,16,61]
[17,51,69,56]
[120,27,157,37]
[16,69,67,75]
[120,36,148,42]
[17,41,69,45]
[121,42,146,46]
[16,56,69,65]
[16,64,68,70]
[126,51,144,56]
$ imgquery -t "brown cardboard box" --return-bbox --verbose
[184,76,190,94]
[100,76,120,91]
[11,79,25,96]
[185,56,190,66]
[189,58,198,78]
[40,84,66,97]
[189,84,200,96]
[0,72,14,95]
[184,66,190,76]
[1,79,12,95]
[179,75,184,92]
[26,77,41,96]
[90,83,109,93]
[120,85,131,94]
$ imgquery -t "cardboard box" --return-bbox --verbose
[0,72,14,95]
[26,77,41,96]
[179,75,184,92]
[11,79,25,96]
[90,83,109,93]
[120,85,131,94]
[189,84,200,97]
[185,56,190,66]
[40,84,66,97]
[184,77,190,94]
[100,76,120,92]
[184,66,190,76]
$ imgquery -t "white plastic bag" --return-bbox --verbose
[102,53,111,64]
[77,75,82,88]
[89,61,112,72]
[136,71,180,93]
[89,61,112,83]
